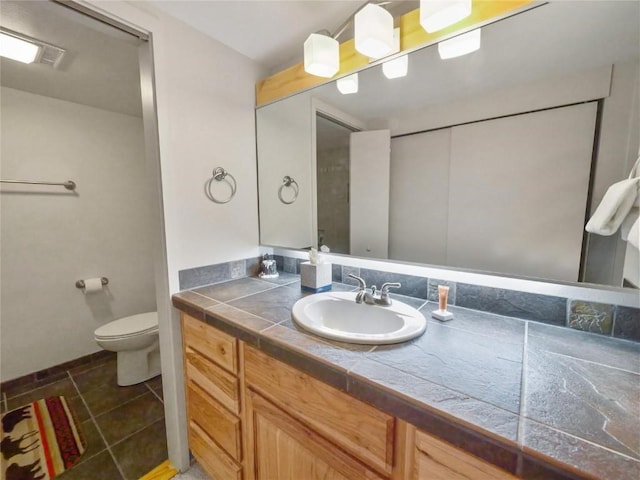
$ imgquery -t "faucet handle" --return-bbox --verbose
[348,274,367,290]
[380,282,401,294]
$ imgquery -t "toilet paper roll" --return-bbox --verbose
[83,278,104,294]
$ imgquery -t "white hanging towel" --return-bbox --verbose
[627,217,640,249]
[586,156,640,236]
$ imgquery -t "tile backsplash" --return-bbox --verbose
[178,255,640,343]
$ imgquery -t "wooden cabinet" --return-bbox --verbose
[244,345,395,477]
[400,423,519,480]
[181,312,520,480]
[182,314,243,479]
[246,389,385,480]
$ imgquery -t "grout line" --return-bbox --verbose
[543,350,640,375]
[90,390,154,419]
[107,417,166,450]
[3,376,69,401]
[221,283,284,304]
[517,321,529,450]
[67,372,127,480]
[146,382,164,404]
[516,321,529,476]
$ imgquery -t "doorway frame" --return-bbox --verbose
[52,0,189,471]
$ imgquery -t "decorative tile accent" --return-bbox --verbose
[613,306,640,342]
[456,284,566,325]
[427,279,457,305]
[230,260,246,279]
[568,301,614,335]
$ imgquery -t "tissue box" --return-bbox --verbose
[300,261,332,292]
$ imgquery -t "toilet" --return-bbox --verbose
[94,312,160,386]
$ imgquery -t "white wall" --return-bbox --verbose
[257,94,314,248]
[0,87,157,380]
[156,12,263,287]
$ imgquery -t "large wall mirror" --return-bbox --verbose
[257,1,639,289]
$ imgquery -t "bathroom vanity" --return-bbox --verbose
[181,312,515,480]
[173,278,639,480]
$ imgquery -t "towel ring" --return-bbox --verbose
[278,176,299,205]
[205,167,237,204]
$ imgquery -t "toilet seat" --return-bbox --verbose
[95,312,158,340]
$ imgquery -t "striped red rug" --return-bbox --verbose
[1,396,86,480]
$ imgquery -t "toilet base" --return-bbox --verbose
[116,339,161,386]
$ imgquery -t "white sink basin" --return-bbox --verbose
[292,291,426,345]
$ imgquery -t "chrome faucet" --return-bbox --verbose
[348,274,401,306]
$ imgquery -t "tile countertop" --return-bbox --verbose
[172,274,640,480]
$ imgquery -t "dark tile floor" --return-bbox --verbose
[1,356,167,480]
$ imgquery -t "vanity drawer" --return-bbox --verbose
[185,345,240,414]
[182,313,238,374]
[244,345,395,476]
[189,420,242,480]
[187,381,242,461]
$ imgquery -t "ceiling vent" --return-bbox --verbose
[37,44,66,68]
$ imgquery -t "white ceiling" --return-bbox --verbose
[1,1,637,120]
[0,1,143,117]
[149,1,419,72]
[0,1,416,116]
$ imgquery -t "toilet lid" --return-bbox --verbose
[95,312,158,339]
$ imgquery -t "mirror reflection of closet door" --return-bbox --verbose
[350,130,391,259]
[447,102,597,281]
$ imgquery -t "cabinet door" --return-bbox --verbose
[413,428,517,480]
[246,389,384,480]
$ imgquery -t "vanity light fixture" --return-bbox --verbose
[420,0,472,33]
[304,32,340,78]
[382,28,408,79]
[383,55,408,78]
[337,73,359,94]
[438,28,481,59]
[0,30,40,64]
[354,4,394,59]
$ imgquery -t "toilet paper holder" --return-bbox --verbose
[75,277,109,289]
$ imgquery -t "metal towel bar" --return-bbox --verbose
[0,179,76,190]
